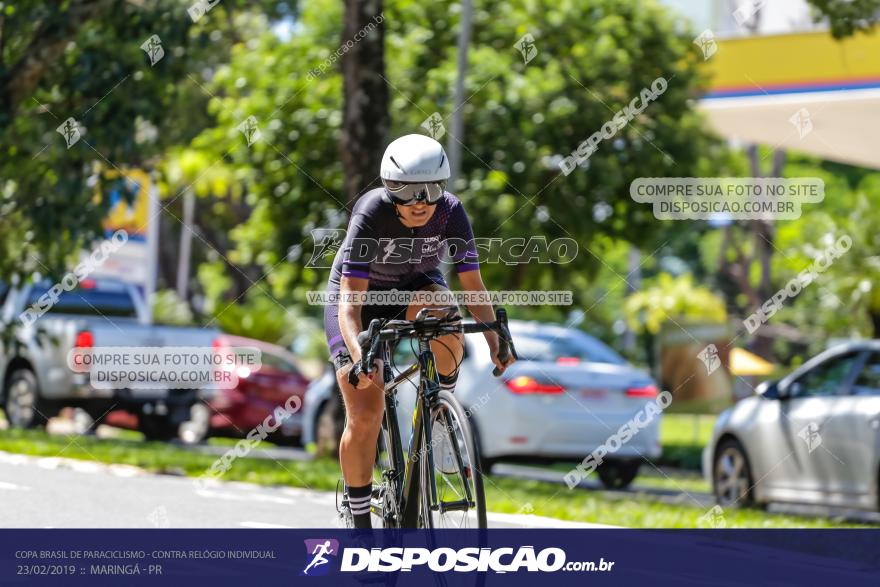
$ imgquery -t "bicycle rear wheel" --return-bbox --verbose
[422,390,487,528]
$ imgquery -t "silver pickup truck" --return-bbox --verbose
[0,278,219,440]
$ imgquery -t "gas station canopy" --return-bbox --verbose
[699,31,880,170]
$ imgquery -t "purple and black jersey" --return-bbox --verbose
[324,188,479,366]
[327,188,479,291]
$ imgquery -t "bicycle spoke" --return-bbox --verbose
[427,394,485,529]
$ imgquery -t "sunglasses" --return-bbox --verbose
[382,179,446,205]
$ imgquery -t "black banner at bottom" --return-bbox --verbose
[2,529,878,586]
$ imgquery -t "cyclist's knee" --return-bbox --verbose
[345,409,383,438]
[433,332,463,372]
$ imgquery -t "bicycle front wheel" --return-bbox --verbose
[421,389,487,528]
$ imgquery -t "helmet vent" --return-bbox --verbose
[389,156,406,172]
[438,152,446,170]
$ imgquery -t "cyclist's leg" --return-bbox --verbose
[326,301,386,528]
[405,280,464,389]
[335,355,385,484]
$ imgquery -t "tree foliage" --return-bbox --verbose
[624,273,727,336]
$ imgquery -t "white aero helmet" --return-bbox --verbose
[380,134,450,183]
[380,134,450,204]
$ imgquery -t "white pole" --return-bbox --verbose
[176,191,195,301]
[145,173,161,323]
[447,0,473,189]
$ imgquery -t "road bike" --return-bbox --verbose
[340,306,516,529]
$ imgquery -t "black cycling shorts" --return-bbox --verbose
[324,270,448,371]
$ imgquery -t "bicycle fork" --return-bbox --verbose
[400,341,442,526]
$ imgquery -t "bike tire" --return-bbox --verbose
[425,390,488,529]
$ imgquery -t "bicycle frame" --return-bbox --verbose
[376,337,474,527]
[359,306,514,528]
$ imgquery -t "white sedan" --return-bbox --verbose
[704,341,880,511]
[304,320,662,489]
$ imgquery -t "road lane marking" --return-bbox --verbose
[195,490,296,505]
[487,511,619,528]
[0,481,30,491]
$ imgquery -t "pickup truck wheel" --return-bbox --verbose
[4,369,48,429]
[315,394,344,459]
[140,414,179,442]
[597,460,640,490]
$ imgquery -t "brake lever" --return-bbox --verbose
[349,319,382,386]
[492,308,517,376]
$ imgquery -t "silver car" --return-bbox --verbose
[704,341,880,511]
[303,320,661,489]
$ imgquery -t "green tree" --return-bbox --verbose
[0,0,295,278]
[188,0,726,321]
[774,173,880,342]
[805,0,880,38]
[624,272,727,336]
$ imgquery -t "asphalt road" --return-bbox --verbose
[0,452,606,529]
[121,440,880,526]
[492,463,880,525]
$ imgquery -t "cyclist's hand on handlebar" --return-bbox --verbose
[492,350,516,375]
[487,332,516,375]
[349,358,383,390]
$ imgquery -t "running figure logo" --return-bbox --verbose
[301,539,339,576]
[306,229,346,268]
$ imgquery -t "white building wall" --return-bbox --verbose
[660,0,821,36]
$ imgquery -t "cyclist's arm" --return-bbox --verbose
[338,275,368,364]
[458,269,513,374]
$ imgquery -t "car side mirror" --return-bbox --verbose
[757,380,780,399]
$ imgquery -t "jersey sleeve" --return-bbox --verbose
[446,199,480,274]
[340,211,374,281]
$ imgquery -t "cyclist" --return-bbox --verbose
[324,134,515,528]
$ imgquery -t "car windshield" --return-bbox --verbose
[513,329,626,365]
[26,283,137,318]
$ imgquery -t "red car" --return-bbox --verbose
[105,335,311,444]
[207,335,311,443]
